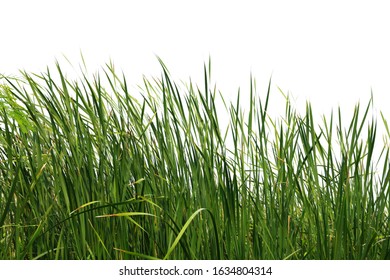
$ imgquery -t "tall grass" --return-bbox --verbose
[0,59,389,259]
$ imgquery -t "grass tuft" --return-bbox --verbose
[0,60,389,259]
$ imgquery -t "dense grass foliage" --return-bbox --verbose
[1,60,389,259]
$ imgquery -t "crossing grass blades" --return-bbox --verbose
[0,58,389,259]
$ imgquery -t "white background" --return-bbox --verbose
[1,0,390,121]
[1,0,389,272]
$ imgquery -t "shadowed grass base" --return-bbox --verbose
[0,60,389,259]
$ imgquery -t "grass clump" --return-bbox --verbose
[0,59,389,260]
